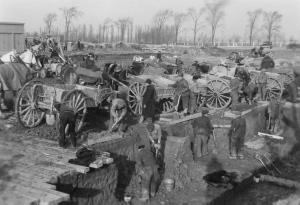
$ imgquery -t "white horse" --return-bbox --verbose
[0,48,42,69]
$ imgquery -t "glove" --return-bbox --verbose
[154,143,161,150]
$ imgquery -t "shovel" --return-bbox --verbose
[212,130,219,154]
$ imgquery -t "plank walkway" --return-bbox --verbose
[0,131,90,205]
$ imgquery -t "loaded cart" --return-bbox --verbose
[15,80,114,131]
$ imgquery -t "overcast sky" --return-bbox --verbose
[1,0,300,41]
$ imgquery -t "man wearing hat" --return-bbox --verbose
[260,50,275,70]
[136,145,159,202]
[168,72,190,114]
[228,111,246,159]
[109,94,127,133]
[230,75,243,110]
[188,76,201,114]
[191,110,214,159]
[141,79,157,123]
[255,69,268,100]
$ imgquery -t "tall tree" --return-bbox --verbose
[111,25,114,43]
[247,9,262,45]
[262,11,282,43]
[188,7,206,45]
[60,7,83,41]
[153,9,173,44]
[44,13,57,34]
[204,0,227,45]
[102,18,111,43]
[173,12,187,44]
[82,24,86,41]
[88,25,94,42]
[115,17,132,41]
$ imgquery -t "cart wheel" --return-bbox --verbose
[156,98,174,113]
[195,94,207,112]
[61,90,87,132]
[278,72,294,88]
[40,68,48,79]
[206,79,231,109]
[15,80,45,128]
[127,82,147,115]
[266,77,283,100]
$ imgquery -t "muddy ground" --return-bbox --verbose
[1,47,300,204]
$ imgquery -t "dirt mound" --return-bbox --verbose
[130,43,143,50]
[113,41,132,50]
[201,46,226,57]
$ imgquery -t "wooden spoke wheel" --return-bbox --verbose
[278,72,294,88]
[266,77,283,100]
[206,79,231,109]
[61,90,87,132]
[156,98,174,114]
[127,82,147,115]
[195,94,207,112]
[15,80,45,128]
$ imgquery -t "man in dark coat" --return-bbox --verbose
[136,145,159,202]
[191,110,214,160]
[228,111,246,159]
[260,51,275,70]
[157,51,162,62]
[142,79,157,123]
[168,72,190,114]
[237,67,250,87]
[77,40,81,50]
[54,103,77,148]
[289,75,300,103]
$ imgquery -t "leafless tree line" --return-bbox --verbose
[37,1,285,45]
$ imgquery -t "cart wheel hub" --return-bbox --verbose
[213,93,219,97]
[136,95,142,102]
[30,102,36,109]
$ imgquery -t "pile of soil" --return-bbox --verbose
[201,46,227,57]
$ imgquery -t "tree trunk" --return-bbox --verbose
[211,26,215,45]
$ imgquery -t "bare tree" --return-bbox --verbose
[102,18,111,43]
[44,13,57,34]
[60,7,83,41]
[173,12,188,44]
[187,7,206,45]
[247,9,262,45]
[153,9,173,44]
[262,11,282,43]
[204,0,227,45]
[88,25,94,42]
[115,17,132,42]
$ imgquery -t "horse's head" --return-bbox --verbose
[0,50,18,63]
[20,49,42,68]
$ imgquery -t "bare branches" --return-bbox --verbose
[247,9,262,45]
[204,0,227,44]
[262,11,282,42]
[44,13,57,34]
[60,7,84,41]
[187,7,206,44]
[174,12,188,44]
[115,17,133,41]
[153,9,173,43]
[102,17,111,42]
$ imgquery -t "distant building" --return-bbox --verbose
[0,22,25,55]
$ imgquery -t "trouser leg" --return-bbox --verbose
[150,170,158,197]
[188,95,196,114]
[229,135,237,156]
[262,84,266,100]
[59,113,68,147]
[194,135,202,158]
[109,113,115,130]
[257,84,262,99]
[68,114,76,147]
[181,95,189,112]
[231,92,238,110]
[118,119,124,132]
[290,82,298,103]
[200,134,209,155]
[236,135,245,156]
[173,95,179,108]
[140,169,152,199]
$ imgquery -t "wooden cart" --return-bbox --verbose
[15,80,114,131]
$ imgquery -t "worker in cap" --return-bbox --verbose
[168,72,190,115]
[228,111,246,159]
[136,145,159,202]
[260,50,275,70]
[191,109,214,160]
[141,79,157,123]
[108,93,127,133]
[230,74,244,110]
[255,69,268,100]
[188,75,201,115]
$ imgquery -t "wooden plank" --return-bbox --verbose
[0,190,38,205]
[213,124,231,128]
[11,176,56,190]
[3,182,66,205]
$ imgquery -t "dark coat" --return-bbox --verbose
[142,85,156,119]
[261,56,275,69]
[191,116,214,137]
[228,116,246,139]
